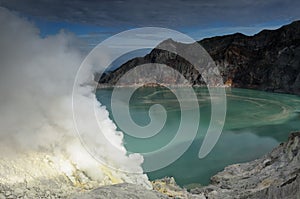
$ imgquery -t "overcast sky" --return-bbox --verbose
[1,0,300,43]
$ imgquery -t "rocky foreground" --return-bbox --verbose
[0,147,150,199]
[73,132,300,199]
[0,133,298,199]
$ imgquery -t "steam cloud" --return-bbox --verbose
[0,7,148,186]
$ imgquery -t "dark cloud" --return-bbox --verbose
[1,0,300,28]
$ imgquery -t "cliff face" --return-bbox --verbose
[200,21,300,94]
[98,40,206,87]
[98,21,300,94]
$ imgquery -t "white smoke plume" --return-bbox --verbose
[0,7,149,188]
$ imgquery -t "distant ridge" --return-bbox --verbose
[98,20,300,94]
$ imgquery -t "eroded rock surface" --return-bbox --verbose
[71,183,169,199]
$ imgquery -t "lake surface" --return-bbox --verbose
[96,87,300,187]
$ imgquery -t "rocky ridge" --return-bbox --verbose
[99,20,300,95]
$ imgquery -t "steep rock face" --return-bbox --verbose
[98,40,206,86]
[200,21,300,94]
[99,21,300,94]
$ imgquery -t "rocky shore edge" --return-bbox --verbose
[72,131,300,199]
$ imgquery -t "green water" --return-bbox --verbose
[96,87,300,187]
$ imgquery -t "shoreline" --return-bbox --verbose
[72,131,300,198]
[96,84,300,97]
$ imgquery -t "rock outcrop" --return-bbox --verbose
[190,131,300,199]
[98,20,300,94]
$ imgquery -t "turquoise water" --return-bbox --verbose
[96,87,300,187]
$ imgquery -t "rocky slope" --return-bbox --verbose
[73,131,300,199]
[98,20,300,94]
[190,131,300,199]
[71,183,169,199]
